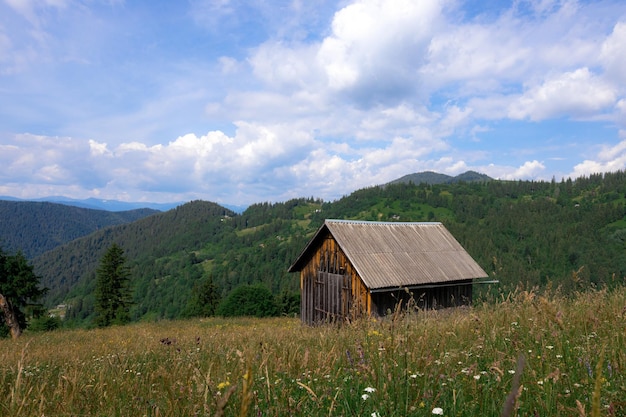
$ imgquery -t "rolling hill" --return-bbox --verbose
[33,201,234,314]
[14,170,626,325]
[386,170,493,186]
[0,200,159,258]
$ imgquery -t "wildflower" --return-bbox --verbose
[346,350,354,367]
[217,381,230,390]
[584,360,593,377]
[432,407,444,415]
[362,394,370,401]
[473,375,480,381]
[508,370,516,374]
[364,387,377,393]
[371,412,381,417]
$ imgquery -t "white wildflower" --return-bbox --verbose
[432,407,444,415]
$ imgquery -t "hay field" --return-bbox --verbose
[2,288,625,416]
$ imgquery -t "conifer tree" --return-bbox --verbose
[0,247,47,339]
[94,244,132,327]
[182,274,221,317]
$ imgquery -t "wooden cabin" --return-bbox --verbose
[288,220,488,325]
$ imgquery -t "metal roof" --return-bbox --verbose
[289,220,488,290]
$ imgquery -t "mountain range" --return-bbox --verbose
[0,195,190,212]
[2,170,625,324]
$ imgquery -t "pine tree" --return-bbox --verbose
[182,274,221,318]
[0,247,47,338]
[94,244,132,327]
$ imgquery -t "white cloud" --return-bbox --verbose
[0,124,320,204]
[316,0,444,101]
[2,0,626,205]
[508,68,617,121]
[250,41,320,90]
[422,20,530,89]
[600,21,626,86]
[482,160,546,180]
[570,138,626,178]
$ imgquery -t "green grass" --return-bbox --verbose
[2,287,625,416]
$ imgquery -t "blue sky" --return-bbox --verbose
[1,0,626,206]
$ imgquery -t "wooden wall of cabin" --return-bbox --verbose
[370,280,473,316]
[300,233,370,325]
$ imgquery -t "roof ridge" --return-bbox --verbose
[325,219,442,225]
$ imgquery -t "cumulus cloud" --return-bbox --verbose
[570,136,626,178]
[508,68,617,121]
[482,160,547,180]
[600,21,626,86]
[422,19,530,89]
[0,124,319,203]
[2,0,626,205]
[250,42,320,91]
[316,0,444,103]
[0,134,107,188]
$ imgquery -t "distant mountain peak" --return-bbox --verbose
[386,170,492,186]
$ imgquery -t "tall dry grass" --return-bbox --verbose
[1,287,625,416]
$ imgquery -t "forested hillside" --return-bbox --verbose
[0,200,159,258]
[31,170,626,325]
[315,173,626,295]
[32,201,234,321]
[387,170,492,186]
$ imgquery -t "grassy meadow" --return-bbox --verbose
[2,287,625,416]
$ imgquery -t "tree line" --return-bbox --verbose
[3,170,625,334]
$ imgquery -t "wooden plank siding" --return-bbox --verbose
[370,280,473,316]
[300,233,370,325]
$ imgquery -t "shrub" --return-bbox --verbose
[28,315,62,332]
[217,284,279,317]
